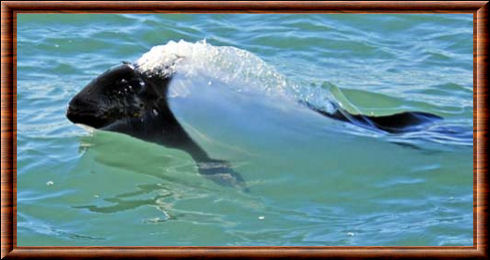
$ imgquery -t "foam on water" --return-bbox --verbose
[136,39,338,112]
[136,40,287,96]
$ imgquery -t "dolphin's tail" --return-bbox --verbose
[302,101,442,134]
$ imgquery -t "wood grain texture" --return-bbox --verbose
[1,2,14,259]
[474,1,489,256]
[1,1,488,259]
[1,247,486,259]
[0,1,487,13]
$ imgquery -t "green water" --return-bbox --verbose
[17,14,473,246]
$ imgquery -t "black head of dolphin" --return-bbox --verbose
[66,62,248,191]
[66,63,171,129]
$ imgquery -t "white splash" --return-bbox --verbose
[135,40,291,99]
[135,40,341,114]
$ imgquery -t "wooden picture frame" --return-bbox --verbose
[1,1,488,258]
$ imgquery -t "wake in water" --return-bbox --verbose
[66,40,472,188]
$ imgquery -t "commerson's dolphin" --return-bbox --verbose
[66,50,442,189]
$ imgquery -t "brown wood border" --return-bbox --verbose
[1,1,488,259]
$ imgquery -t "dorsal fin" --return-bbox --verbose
[302,101,442,133]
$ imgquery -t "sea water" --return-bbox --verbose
[17,13,473,246]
